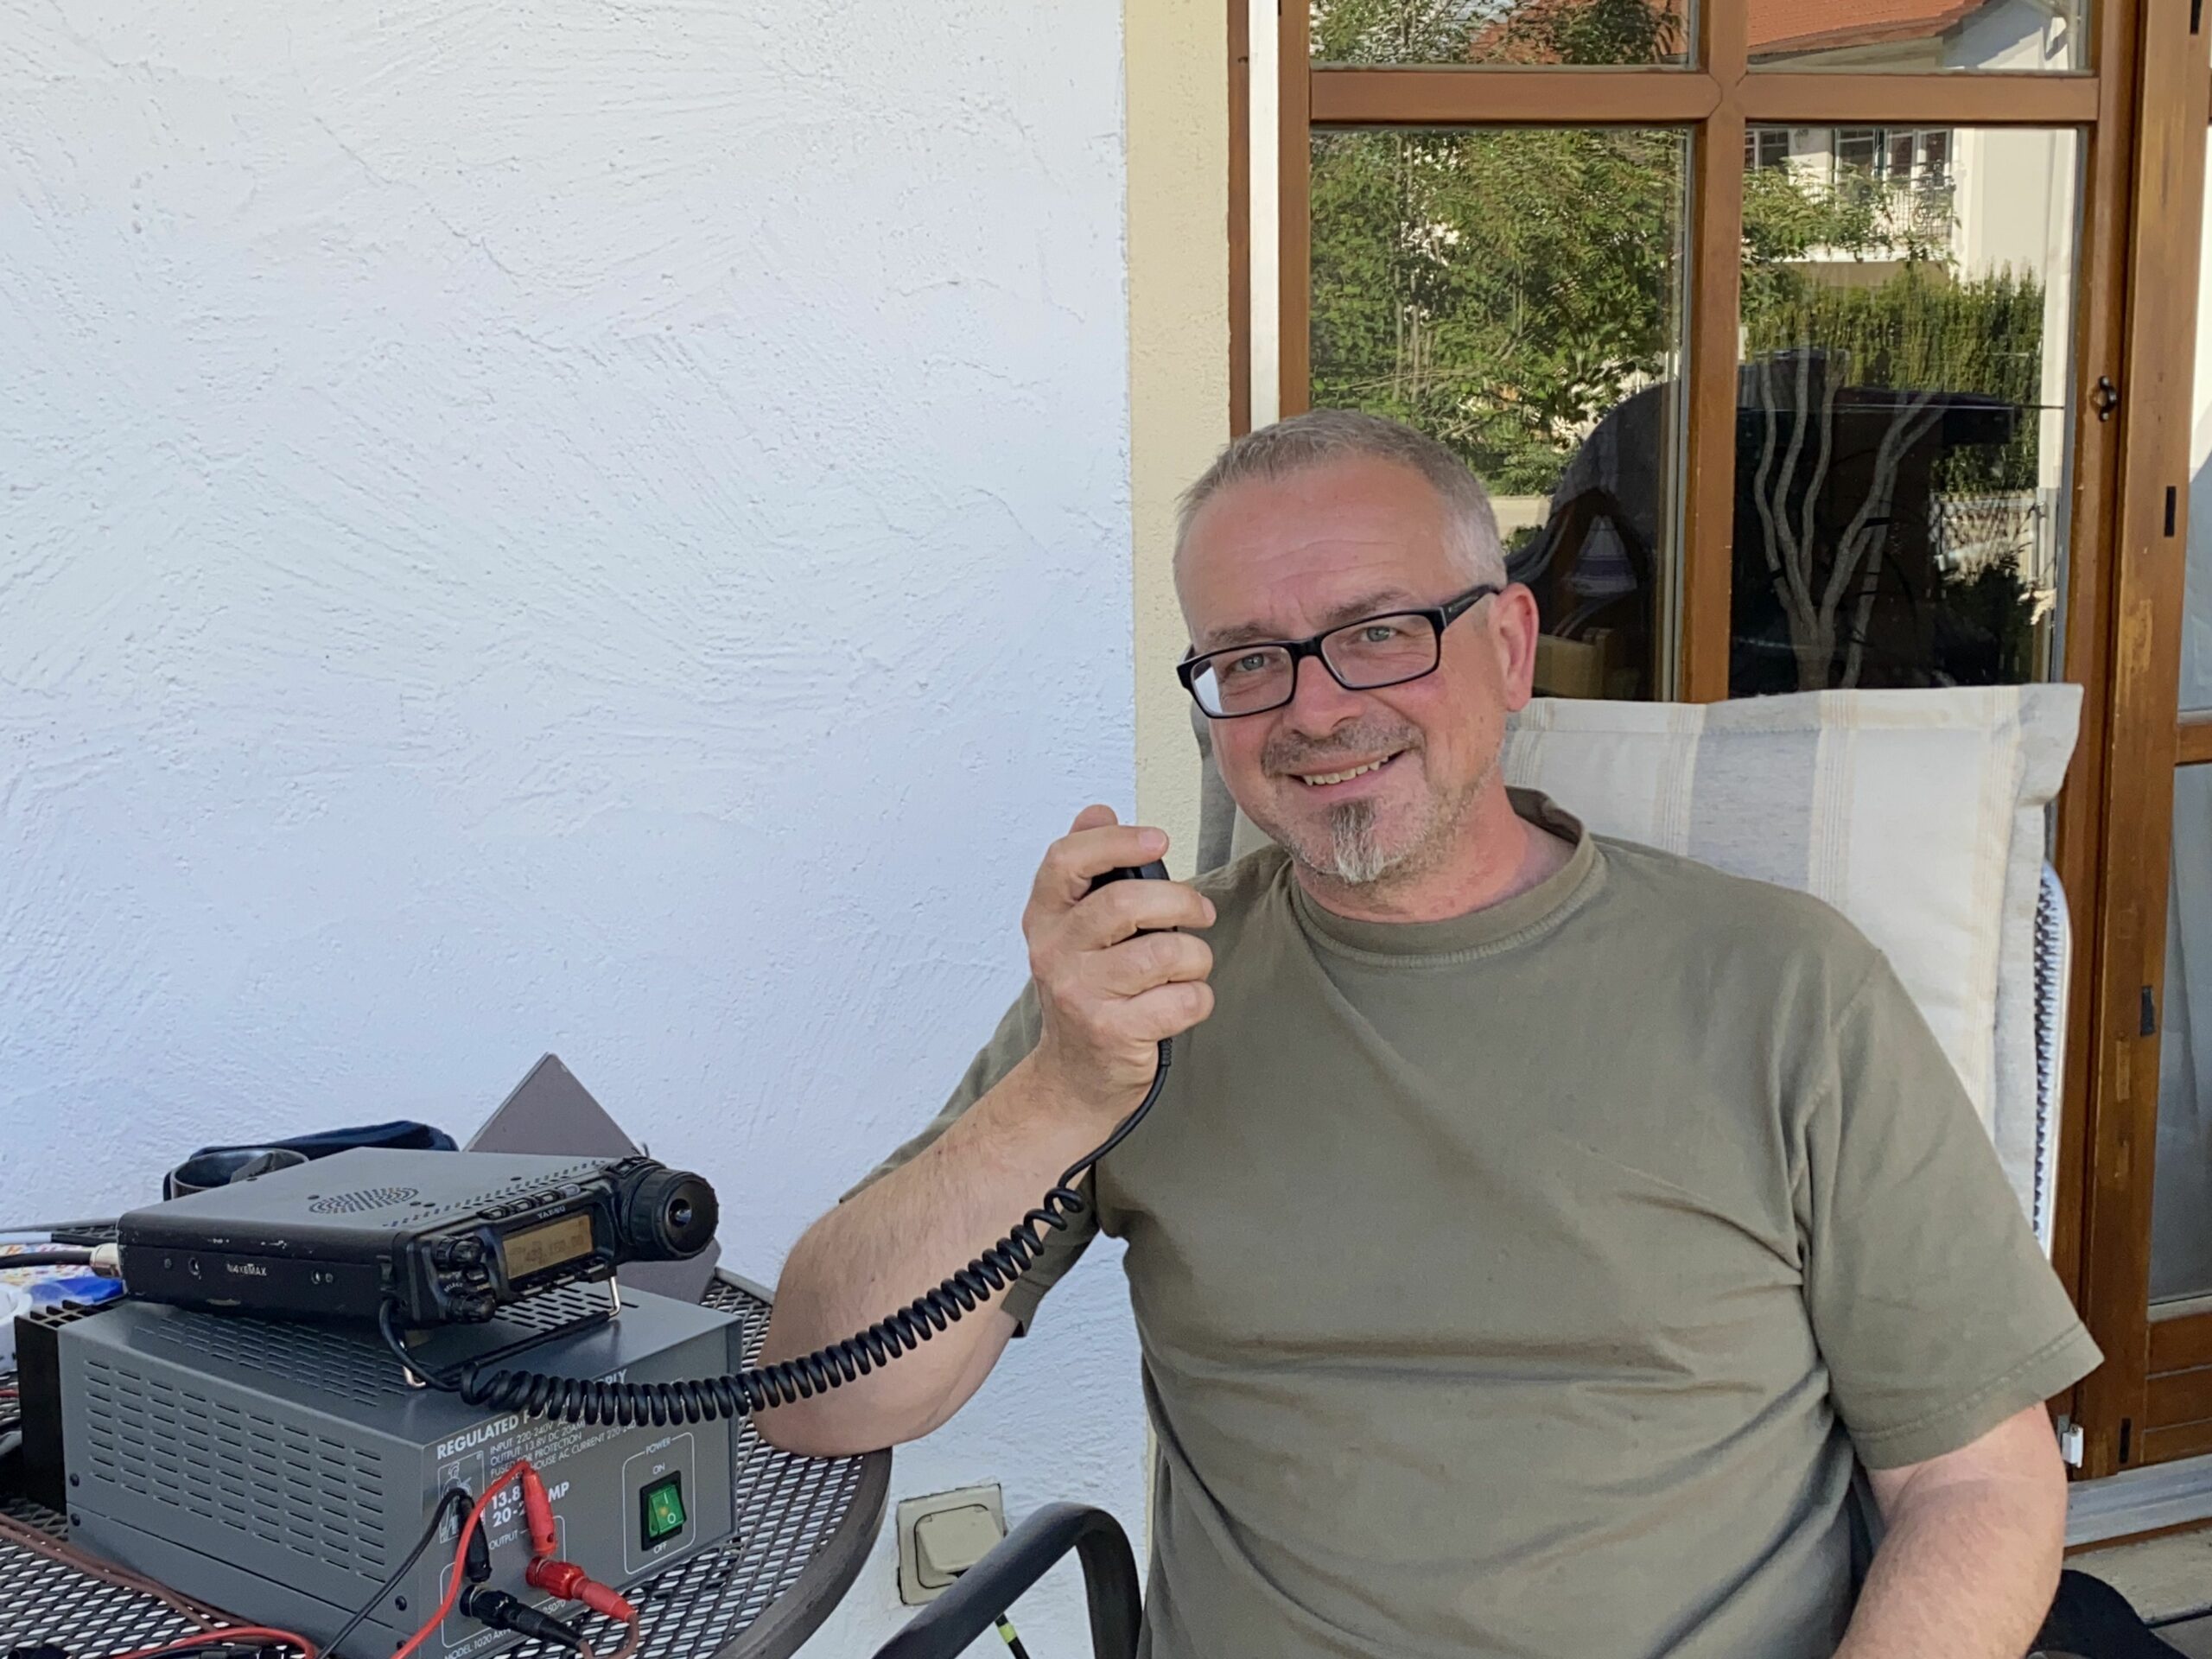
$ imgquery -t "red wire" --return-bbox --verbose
[389,1461,532,1659]
[114,1627,318,1659]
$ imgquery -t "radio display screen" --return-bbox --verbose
[503,1213,594,1279]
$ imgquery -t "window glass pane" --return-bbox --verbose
[1730,126,2081,695]
[1746,128,1791,172]
[1754,0,2088,73]
[1310,127,1688,699]
[1311,0,1693,67]
[2150,766,2212,1304]
[2184,152,2212,715]
[1923,130,1952,184]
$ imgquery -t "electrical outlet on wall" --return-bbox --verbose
[895,1483,1007,1605]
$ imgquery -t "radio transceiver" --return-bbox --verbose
[108,1147,717,1325]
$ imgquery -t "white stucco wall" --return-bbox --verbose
[0,2,1142,1652]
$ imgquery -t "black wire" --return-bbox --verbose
[0,1249,96,1268]
[322,1488,471,1659]
[995,1615,1033,1659]
[0,1218,114,1237]
[377,1304,461,1391]
[408,1041,1174,1427]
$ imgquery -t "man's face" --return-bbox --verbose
[1178,454,1539,890]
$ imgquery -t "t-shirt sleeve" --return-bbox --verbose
[1798,952,2101,1471]
[840,983,1100,1336]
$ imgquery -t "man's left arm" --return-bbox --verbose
[1837,1404,2065,1659]
[1790,949,2098,1656]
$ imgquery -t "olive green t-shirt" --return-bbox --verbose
[870,792,2100,1658]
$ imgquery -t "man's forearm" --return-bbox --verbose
[753,1054,1111,1456]
[1838,1429,2064,1659]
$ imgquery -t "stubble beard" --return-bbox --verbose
[1252,728,1503,891]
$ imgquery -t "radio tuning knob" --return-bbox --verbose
[452,1239,485,1267]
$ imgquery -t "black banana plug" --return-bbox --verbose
[458,1586,589,1652]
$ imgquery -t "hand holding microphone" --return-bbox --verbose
[1020,805,1217,1131]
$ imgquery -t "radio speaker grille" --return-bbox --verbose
[308,1186,421,1214]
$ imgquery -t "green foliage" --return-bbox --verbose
[1744,267,2048,493]
[1310,0,1682,66]
[1310,127,1684,493]
[1310,120,2043,499]
[1737,164,1943,315]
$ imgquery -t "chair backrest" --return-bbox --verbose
[1197,686,2082,1249]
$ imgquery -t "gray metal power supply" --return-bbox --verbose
[60,1285,741,1659]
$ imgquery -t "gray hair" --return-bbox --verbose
[1174,408,1507,587]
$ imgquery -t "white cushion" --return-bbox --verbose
[1226,687,2082,1232]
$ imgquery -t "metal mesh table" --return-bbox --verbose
[0,1273,889,1659]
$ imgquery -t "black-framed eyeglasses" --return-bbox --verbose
[1176,583,1501,720]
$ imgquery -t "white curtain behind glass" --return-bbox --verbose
[2155,770,2212,1301]
[2146,161,2212,1301]
[2188,164,2212,713]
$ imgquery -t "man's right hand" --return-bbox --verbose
[755,805,1217,1459]
[1020,804,1217,1128]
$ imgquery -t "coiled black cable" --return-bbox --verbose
[387,1040,1171,1427]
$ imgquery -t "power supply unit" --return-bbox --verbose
[60,1285,741,1659]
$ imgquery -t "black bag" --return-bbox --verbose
[163,1119,457,1198]
[2031,1570,2190,1658]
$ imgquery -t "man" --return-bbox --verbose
[757,410,2099,1657]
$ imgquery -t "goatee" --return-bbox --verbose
[1325,800,1392,885]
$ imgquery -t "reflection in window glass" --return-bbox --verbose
[1745,128,1791,172]
[1923,129,1952,184]
[2150,767,2212,1303]
[1309,128,1688,699]
[1311,0,1692,67]
[1753,0,2088,73]
[1833,128,1955,190]
[1730,126,2081,695]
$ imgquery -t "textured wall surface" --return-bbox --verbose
[0,1,1140,1649]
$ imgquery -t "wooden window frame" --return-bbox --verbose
[1261,10,2117,704]
[1228,0,2212,1481]
[2084,6,2212,1478]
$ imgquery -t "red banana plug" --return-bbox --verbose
[526,1557,637,1624]
[520,1467,559,1559]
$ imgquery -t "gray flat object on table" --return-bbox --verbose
[0,1271,888,1659]
[467,1052,721,1305]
